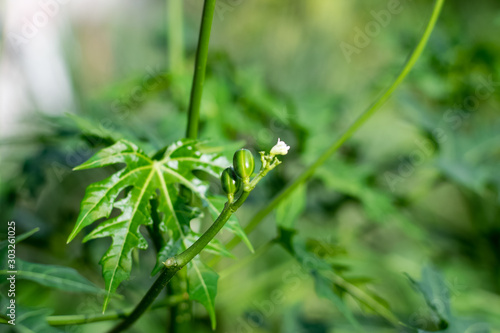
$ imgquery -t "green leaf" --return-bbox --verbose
[278,233,402,329]
[16,308,61,333]
[151,196,197,276]
[66,113,124,143]
[0,227,39,250]
[405,266,490,333]
[0,259,105,294]
[67,140,152,244]
[187,258,219,330]
[151,193,228,329]
[406,266,450,327]
[281,304,306,333]
[69,139,230,313]
[313,272,363,332]
[277,234,363,330]
[275,184,306,229]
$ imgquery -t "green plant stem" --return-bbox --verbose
[176,192,249,266]
[49,310,128,327]
[108,189,253,332]
[186,0,216,139]
[148,198,182,332]
[223,0,445,251]
[108,266,181,332]
[108,158,275,332]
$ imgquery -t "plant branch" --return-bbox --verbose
[185,0,216,139]
[107,202,239,332]
[223,0,446,251]
[108,265,181,332]
[108,158,278,332]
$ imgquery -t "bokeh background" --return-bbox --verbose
[1,0,500,332]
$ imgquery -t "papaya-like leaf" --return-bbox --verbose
[405,266,482,332]
[152,188,227,329]
[69,139,236,314]
[313,271,363,331]
[186,258,219,330]
[277,231,363,330]
[68,140,242,324]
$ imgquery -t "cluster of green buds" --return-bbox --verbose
[220,139,290,203]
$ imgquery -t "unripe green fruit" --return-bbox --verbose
[233,149,255,179]
[221,167,241,195]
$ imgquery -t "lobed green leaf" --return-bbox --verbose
[0,260,105,295]
[69,138,248,319]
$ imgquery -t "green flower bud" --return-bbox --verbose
[221,167,241,195]
[233,149,255,180]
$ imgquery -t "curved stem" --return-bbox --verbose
[108,189,254,332]
[224,0,446,251]
[108,266,181,332]
[186,0,216,139]
[176,202,230,266]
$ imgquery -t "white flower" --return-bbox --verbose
[270,138,290,156]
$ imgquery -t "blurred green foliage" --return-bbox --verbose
[1,0,500,332]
